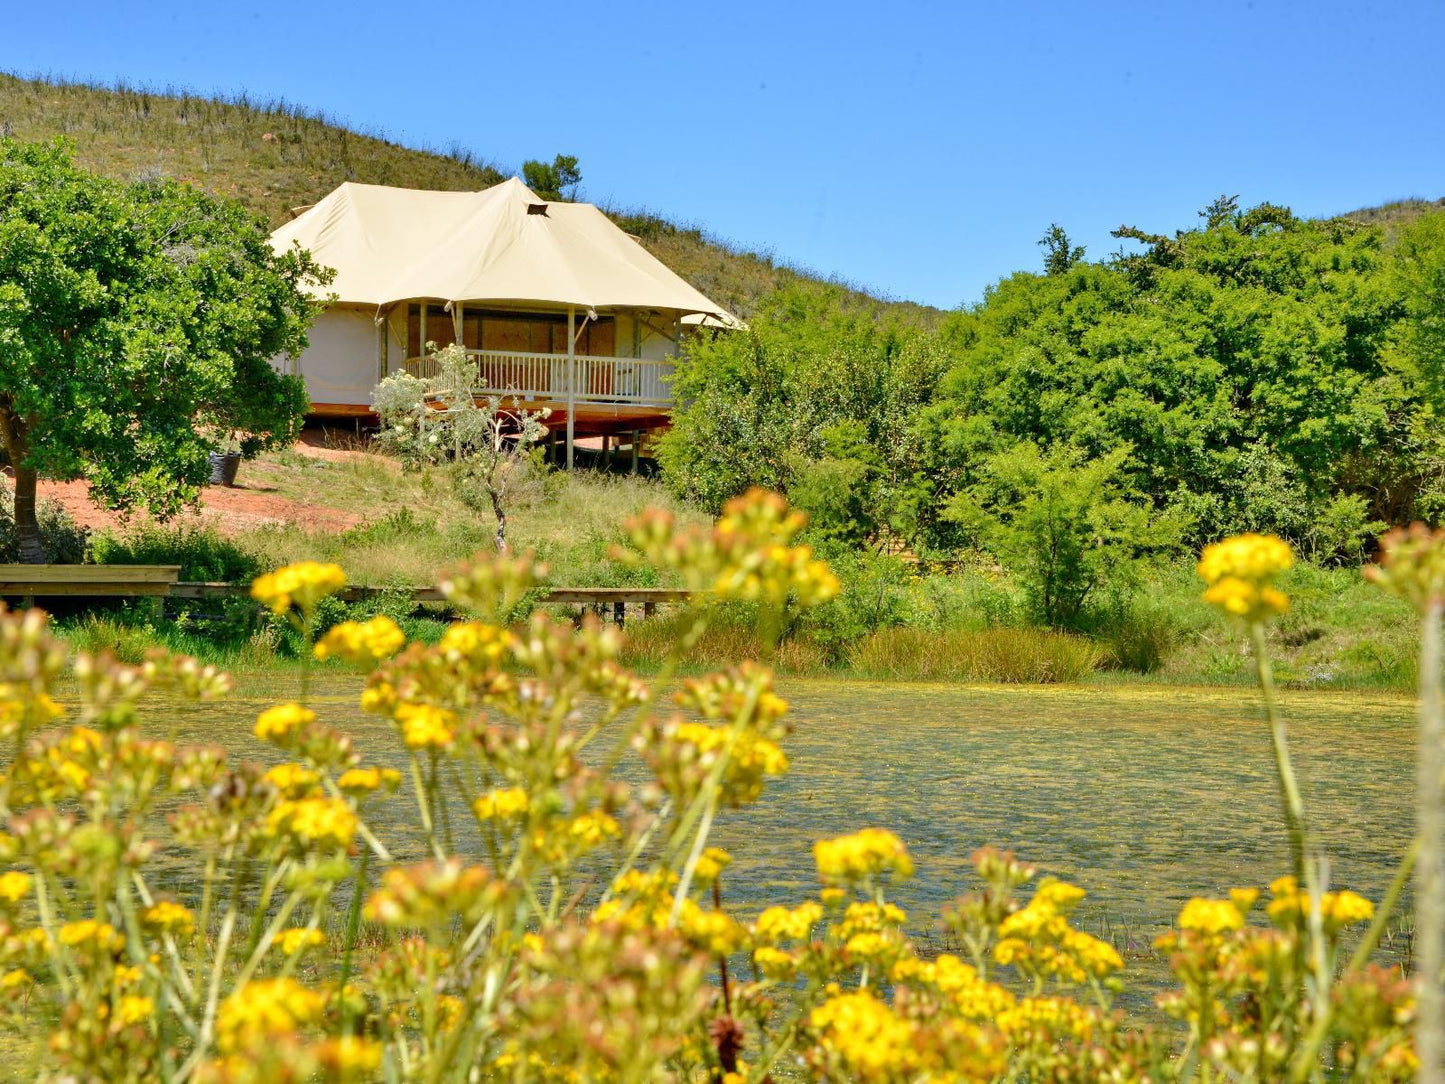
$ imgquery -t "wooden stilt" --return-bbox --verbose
[630,430,640,475]
[566,306,576,471]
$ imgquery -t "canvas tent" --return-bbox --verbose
[269,178,736,466]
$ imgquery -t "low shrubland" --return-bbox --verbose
[16,449,1415,688]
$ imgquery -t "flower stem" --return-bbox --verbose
[1417,599,1444,1084]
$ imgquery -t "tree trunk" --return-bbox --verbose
[490,487,508,553]
[0,406,45,564]
[10,466,45,564]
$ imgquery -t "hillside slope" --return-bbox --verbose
[0,73,939,322]
[1342,196,1445,233]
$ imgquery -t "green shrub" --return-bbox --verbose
[0,489,87,563]
[89,521,261,581]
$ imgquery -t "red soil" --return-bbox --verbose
[9,433,374,535]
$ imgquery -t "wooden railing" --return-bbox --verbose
[403,349,673,408]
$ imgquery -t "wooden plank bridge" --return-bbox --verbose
[0,566,689,625]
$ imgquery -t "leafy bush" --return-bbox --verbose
[947,444,1185,629]
[88,521,261,581]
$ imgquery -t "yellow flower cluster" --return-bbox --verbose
[893,953,1017,1022]
[336,766,401,794]
[754,901,823,944]
[473,787,529,820]
[438,620,513,665]
[266,796,357,852]
[254,702,315,743]
[143,900,195,936]
[672,721,789,805]
[1197,533,1293,621]
[0,870,32,904]
[276,928,326,956]
[58,919,125,954]
[393,702,457,750]
[1266,875,1375,930]
[1177,889,1258,935]
[813,828,913,884]
[313,615,406,667]
[250,561,348,616]
[264,763,320,796]
[807,990,922,1080]
[994,879,1122,984]
[692,846,731,885]
[216,977,326,1053]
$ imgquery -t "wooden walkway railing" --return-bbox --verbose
[0,567,688,625]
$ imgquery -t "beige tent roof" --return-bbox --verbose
[270,178,730,318]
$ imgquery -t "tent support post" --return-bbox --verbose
[566,306,576,471]
[377,308,388,383]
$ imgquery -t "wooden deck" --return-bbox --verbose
[1,567,688,625]
[0,565,181,597]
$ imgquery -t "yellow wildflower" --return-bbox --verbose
[813,828,913,883]
[394,702,457,750]
[0,870,32,904]
[0,968,30,991]
[680,908,745,956]
[473,787,529,820]
[314,615,406,667]
[253,702,315,743]
[439,621,513,665]
[263,763,320,796]
[266,796,357,851]
[143,900,196,937]
[359,681,398,715]
[216,978,326,1053]
[807,990,921,1080]
[1198,533,1294,585]
[753,945,798,980]
[1266,876,1375,930]
[59,920,124,953]
[312,1036,383,1079]
[754,901,823,943]
[116,995,155,1026]
[337,766,401,794]
[694,847,732,885]
[1198,534,1293,621]
[276,927,326,956]
[250,561,348,616]
[1178,896,1247,935]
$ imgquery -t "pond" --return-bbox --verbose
[122,675,1418,993]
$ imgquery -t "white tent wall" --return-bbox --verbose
[613,313,679,361]
[290,306,385,407]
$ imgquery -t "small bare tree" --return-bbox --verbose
[373,343,551,551]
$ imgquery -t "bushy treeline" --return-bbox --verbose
[659,200,1445,630]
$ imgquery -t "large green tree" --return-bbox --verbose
[914,201,1438,551]
[657,285,948,544]
[0,139,327,561]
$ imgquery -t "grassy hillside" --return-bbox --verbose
[1343,196,1445,232]
[0,72,938,322]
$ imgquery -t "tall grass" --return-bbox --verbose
[620,614,832,675]
[845,626,1104,684]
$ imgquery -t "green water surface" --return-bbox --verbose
[158,677,1415,951]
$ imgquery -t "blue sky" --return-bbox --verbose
[5,0,1443,309]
